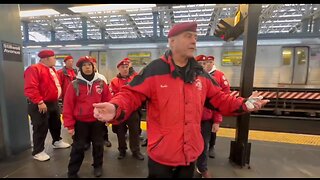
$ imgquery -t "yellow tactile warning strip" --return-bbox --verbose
[140,121,320,146]
[29,116,320,146]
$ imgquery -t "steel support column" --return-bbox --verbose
[100,28,105,40]
[22,21,29,43]
[301,18,310,32]
[81,16,88,40]
[153,11,158,37]
[229,4,262,168]
[313,17,320,33]
[50,30,55,41]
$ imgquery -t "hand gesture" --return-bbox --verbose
[245,91,270,112]
[212,123,220,133]
[38,103,47,114]
[93,102,116,122]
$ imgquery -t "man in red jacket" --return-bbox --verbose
[24,50,70,162]
[57,55,77,101]
[206,55,230,159]
[110,58,144,160]
[92,22,269,178]
[63,56,112,178]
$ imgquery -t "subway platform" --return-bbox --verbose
[0,125,320,178]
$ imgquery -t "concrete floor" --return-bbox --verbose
[1,127,320,178]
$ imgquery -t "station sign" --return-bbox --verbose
[1,41,22,62]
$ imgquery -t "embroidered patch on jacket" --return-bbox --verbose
[96,85,103,94]
[195,79,202,91]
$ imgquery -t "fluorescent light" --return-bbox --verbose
[20,9,60,17]
[65,45,82,47]
[108,43,158,49]
[88,44,105,47]
[47,45,63,48]
[26,45,42,48]
[69,4,156,13]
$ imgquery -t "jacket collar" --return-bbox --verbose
[160,49,204,83]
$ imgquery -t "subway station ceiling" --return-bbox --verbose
[19,4,320,42]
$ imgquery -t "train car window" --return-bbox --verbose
[221,50,242,66]
[296,48,306,65]
[282,49,292,65]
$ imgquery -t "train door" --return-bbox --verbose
[279,47,309,84]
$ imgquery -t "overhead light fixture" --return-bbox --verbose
[20,9,60,17]
[65,45,82,47]
[108,43,158,49]
[88,44,105,47]
[26,45,42,48]
[47,45,63,48]
[68,4,156,13]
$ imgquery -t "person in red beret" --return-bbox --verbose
[92,22,269,178]
[195,54,207,68]
[63,56,112,178]
[24,49,70,162]
[110,57,144,161]
[57,55,77,101]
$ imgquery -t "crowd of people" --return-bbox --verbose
[24,21,269,178]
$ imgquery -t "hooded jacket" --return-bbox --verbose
[108,50,248,166]
[63,72,112,130]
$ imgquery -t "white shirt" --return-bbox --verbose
[49,68,62,99]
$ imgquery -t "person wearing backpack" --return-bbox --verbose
[63,56,112,178]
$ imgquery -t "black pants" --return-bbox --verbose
[103,125,110,141]
[112,111,141,153]
[68,120,105,175]
[148,156,195,178]
[196,120,213,172]
[209,132,217,149]
[28,100,62,156]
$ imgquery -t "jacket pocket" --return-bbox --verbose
[150,135,164,152]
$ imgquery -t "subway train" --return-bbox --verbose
[22,38,320,116]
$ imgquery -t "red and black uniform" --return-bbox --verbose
[108,50,249,167]
[57,66,77,100]
[110,72,143,157]
[63,71,112,176]
[24,62,62,156]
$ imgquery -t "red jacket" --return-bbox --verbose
[57,66,77,100]
[24,63,60,103]
[108,50,248,166]
[110,73,135,95]
[202,68,231,123]
[63,74,112,130]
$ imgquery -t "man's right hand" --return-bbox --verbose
[38,103,47,113]
[93,102,116,122]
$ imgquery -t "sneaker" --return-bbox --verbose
[104,140,112,147]
[208,147,215,158]
[132,152,144,160]
[117,151,126,160]
[53,140,71,149]
[33,151,50,161]
[93,167,103,177]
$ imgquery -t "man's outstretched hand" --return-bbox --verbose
[245,91,270,112]
[93,102,116,122]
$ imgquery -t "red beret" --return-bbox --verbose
[168,22,197,38]
[123,57,131,62]
[207,56,215,61]
[117,59,130,68]
[64,55,73,62]
[76,56,94,67]
[38,50,55,58]
[195,55,207,62]
[90,57,97,63]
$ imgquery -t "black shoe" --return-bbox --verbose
[132,152,144,160]
[94,167,103,177]
[68,173,79,178]
[117,151,126,159]
[84,143,90,151]
[104,140,112,147]
[208,147,215,158]
[141,139,148,147]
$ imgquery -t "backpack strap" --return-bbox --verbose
[72,80,80,96]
